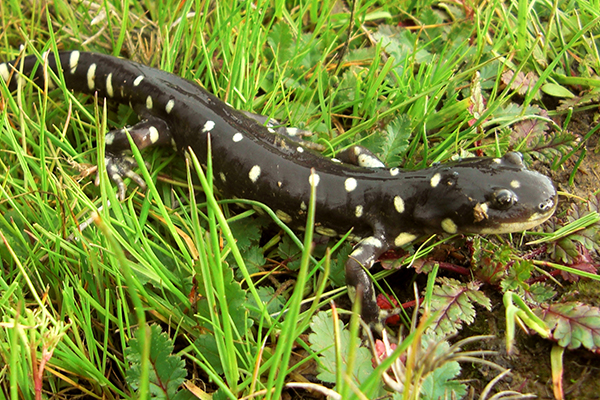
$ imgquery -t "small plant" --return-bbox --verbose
[125,324,193,399]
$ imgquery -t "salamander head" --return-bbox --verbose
[412,152,557,235]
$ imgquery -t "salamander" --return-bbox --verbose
[0,51,558,327]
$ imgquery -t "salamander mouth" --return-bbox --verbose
[478,198,557,234]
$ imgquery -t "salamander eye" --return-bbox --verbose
[491,189,517,209]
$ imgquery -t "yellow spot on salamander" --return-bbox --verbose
[355,205,363,217]
[394,232,417,247]
[394,196,405,213]
[430,172,441,188]
[165,99,175,114]
[441,218,457,234]
[345,178,357,192]
[249,165,261,183]
[276,210,292,223]
[316,226,338,237]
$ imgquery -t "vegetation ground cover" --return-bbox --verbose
[1,0,599,398]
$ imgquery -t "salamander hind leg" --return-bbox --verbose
[336,145,386,168]
[101,116,173,199]
[345,235,390,332]
[241,110,313,139]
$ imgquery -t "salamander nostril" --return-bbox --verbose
[539,199,554,211]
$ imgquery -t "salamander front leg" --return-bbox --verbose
[345,235,390,331]
[100,116,173,200]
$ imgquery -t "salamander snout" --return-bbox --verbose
[538,197,556,213]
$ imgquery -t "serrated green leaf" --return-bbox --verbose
[266,22,294,64]
[228,218,263,251]
[528,282,557,303]
[333,65,361,106]
[277,234,302,261]
[255,286,285,315]
[329,243,352,287]
[500,260,535,292]
[470,237,514,285]
[125,324,187,399]
[236,245,265,277]
[425,278,491,337]
[222,268,249,327]
[197,268,249,330]
[524,131,575,162]
[373,25,433,65]
[194,334,223,375]
[373,114,411,166]
[551,237,580,264]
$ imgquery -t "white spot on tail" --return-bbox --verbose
[0,63,9,81]
[232,133,243,142]
[146,95,153,109]
[87,63,97,90]
[165,99,175,114]
[134,75,144,86]
[105,73,114,97]
[297,146,304,153]
[69,51,80,74]
[389,167,399,176]
[105,132,115,145]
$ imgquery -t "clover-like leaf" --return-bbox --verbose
[308,311,374,385]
